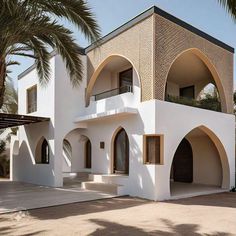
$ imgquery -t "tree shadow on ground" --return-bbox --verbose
[28,197,148,220]
[0,215,47,236]
[166,192,236,208]
[0,225,45,236]
[88,218,232,236]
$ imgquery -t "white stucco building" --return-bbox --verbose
[10,6,235,200]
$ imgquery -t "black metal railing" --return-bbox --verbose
[165,94,221,112]
[93,85,133,101]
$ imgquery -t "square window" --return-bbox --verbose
[143,135,164,165]
[27,85,37,113]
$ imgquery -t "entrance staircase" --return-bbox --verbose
[81,174,129,196]
[63,172,129,196]
[63,172,89,188]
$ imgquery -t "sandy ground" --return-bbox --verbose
[0,192,236,236]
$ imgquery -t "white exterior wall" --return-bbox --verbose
[51,55,87,186]
[154,100,235,200]
[12,57,56,186]
[11,53,235,201]
[84,101,157,199]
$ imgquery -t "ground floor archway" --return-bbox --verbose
[170,126,228,198]
[61,129,92,187]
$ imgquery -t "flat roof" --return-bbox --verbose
[0,113,50,129]
[18,5,234,80]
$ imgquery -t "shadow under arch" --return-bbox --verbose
[86,54,141,106]
[110,126,130,174]
[164,48,227,113]
[168,125,230,195]
[62,128,92,173]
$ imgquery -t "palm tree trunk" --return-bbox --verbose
[0,58,6,109]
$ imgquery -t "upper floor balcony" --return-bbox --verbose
[77,55,140,122]
[164,49,224,113]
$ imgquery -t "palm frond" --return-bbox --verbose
[24,0,101,43]
[218,0,236,21]
[1,76,18,114]
[0,0,101,99]
[6,61,20,66]
[29,37,51,85]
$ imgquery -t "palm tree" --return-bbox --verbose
[1,76,17,115]
[0,0,100,108]
[218,0,236,20]
[1,77,18,140]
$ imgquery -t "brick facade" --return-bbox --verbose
[86,11,234,113]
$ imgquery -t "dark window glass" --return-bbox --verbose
[180,86,195,99]
[41,139,49,164]
[119,68,133,88]
[85,140,92,169]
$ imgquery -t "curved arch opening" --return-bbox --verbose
[112,127,129,175]
[86,55,140,105]
[165,49,225,112]
[170,126,229,198]
[35,137,50,164]
[62,129,92,186]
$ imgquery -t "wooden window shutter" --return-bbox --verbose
[144,135,163,165]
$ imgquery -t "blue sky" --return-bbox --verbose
[11,0,236,87]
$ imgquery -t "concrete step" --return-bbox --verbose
[63,172,89,179]
[81,181,125,195]
[89,174,128,185]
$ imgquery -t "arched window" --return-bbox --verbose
[41,139,50,164]
[85,139,91,169]
[114,128,129,174]
[35,137,50,164]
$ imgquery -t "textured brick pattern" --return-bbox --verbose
[153,14,234,113]
[86,13,233,113]
[87,16,154,102]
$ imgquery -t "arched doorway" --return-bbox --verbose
[170,127,227,198]
[113,128,129,174]
[172,138,193,183]
[85,139,92,169]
